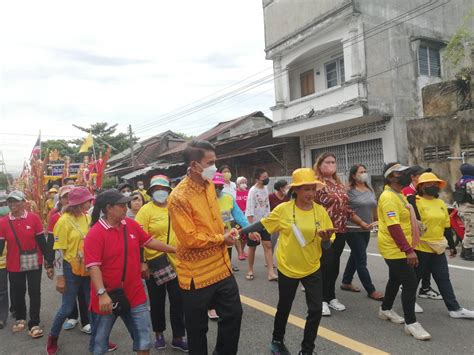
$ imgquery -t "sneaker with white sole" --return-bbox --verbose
[329,299,346,311]
[63,318,78,330]
[415,302,424,313]
[404,322,431,340]
[322,302,331,316]
[80,324,91,334]
[378,308,404,324]
[418,287,443,300]
[449,308,474,319]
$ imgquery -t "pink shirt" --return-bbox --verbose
[236,189,249,212]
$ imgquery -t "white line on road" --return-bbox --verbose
[343,249,474,272]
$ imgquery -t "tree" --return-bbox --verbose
[41,139,81,161]
[174,132,196,140]
[72,122,139,153]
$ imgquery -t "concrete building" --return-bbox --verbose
[263,0,472,177]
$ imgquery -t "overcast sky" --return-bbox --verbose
[0,0,275,174]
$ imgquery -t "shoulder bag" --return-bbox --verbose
[8,220,40,272]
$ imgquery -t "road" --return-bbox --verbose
[1,237,473,354]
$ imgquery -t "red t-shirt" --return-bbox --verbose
[402,184,416,197]
[47,212,61,234]
[0,211,44,272]
[84,217,152,315]
[236,189,249,212]
[268,192,289,211]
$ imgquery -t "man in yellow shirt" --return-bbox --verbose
[134,180,151,203]
[168,140,242,355]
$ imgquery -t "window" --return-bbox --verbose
[418,45,441,77]
[325,57,345,88]
[423,146,450,162]
[300,69,315,97]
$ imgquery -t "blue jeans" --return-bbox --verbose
[342,232,376,295]
[415,250,461,311]
[89,303,152,355]
[50,262,90,337]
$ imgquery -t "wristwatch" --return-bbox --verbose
[96,288,106,296]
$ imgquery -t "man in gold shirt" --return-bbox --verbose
[168,140,242,355]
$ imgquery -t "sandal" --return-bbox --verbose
[232,265,240,272]
[245,273,255,280]
[368,291,384,301]
[340,283,361,292]
[28,326,44,338]
[268,276,278,282]
[12,320,26,333]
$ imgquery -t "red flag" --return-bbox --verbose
[30,133,41,158]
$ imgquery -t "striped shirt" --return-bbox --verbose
[168,176,231,290]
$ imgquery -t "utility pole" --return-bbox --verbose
[129,125,135,168]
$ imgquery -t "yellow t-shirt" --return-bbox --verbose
[377,186,413,259]
[415,197,450,253]
[135,202,176,267]
[135,189,151,203]
[261,201,334,279]
[53,213,91,264]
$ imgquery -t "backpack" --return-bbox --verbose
[453,184,473,204]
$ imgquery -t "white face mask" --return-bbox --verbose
[198,163,218,181]
[122,191,132,197]
[239,183,247,190]
[356,173,369,183]
[153,190,169,204]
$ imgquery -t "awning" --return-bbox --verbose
[121,162,186,180]
[121,167,153,180]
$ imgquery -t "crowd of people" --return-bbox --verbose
[0,139,473,355]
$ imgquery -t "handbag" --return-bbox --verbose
[8,220,40,272]
[108,225,131,316]
[67,218,89,277]
[147,214,176,286]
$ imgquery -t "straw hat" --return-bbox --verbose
[290,168,325,188]
[417,172,447,189]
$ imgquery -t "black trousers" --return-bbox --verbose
[321,233,346,302]
[381,259,417,325]
[146,277,185,337]
[415,251,460,311]
[273,269,323,353]
[9,268,42,330]
[67,281,90,326]
[181,275,243,355]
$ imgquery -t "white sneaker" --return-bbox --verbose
[405,322,431,340]
[449,308,474,319]
[63,318,78,330]
[329,298,346,311]
[415,302,424,313]
[81,324,92,334]
[378,308,405,324]
[322,302,331,316]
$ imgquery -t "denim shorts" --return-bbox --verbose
[89,303,152,355]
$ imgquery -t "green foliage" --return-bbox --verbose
[41,139,80,161]
[444,8,474,70]
[174,132,195,140]
[101,175,117,189]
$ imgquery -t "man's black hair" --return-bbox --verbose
[183,140,216,166]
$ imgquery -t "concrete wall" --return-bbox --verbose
[263,0,351,50]
[356,0,474,163]
[407,110,474,198]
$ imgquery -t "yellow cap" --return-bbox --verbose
[48,188,58,193]
[290,168,325,188]
[417,172,446,189]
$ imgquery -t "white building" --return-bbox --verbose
[263,0,471,176]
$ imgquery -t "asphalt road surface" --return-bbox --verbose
[1,237,473,354]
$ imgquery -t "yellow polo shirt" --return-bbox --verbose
[415,197,450,253]
[53,213,90,263]
[261,201,334,278]
[377,186,413,259]
[135,202,176,268]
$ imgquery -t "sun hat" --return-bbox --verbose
[383,163,410,178]
[417,172,447,189]
[212,172,225,186]
[48,187,58,194]
[58,185,73,198]
[7,190,26,201]
[146,175,171,196]
[67,186,95,207]
[290,168,325,188]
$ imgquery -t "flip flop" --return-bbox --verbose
[245,273,255,280]
[268,276,278,282]
[340,284,361,292]
[28,326,44,339]
[12,320,26,333]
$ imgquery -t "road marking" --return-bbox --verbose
[343,249,474,272]
[240,294,389,355]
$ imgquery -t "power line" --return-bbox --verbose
[133,0,449,134]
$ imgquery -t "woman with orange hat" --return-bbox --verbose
[412,172,474,319]
[240,168,335,355]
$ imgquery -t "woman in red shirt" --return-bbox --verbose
[313,153,372,317]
